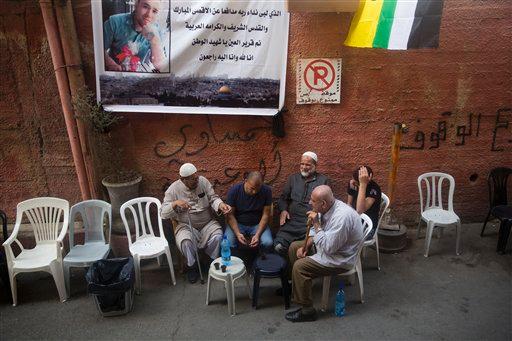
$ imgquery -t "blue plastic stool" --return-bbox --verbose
[252,253,290,309]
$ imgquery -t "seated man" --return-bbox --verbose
[224,171,273,253]
[274,151,330,255]
[286,185,363,322]
[347,165,382,239]
[161,163,231,283]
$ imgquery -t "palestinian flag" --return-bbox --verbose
[345,0,444,50]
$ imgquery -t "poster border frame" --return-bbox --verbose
[91,0,289,116]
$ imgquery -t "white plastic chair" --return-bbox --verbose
[362,192,390,270]
[2,197,69,306]
[417,172,462,257]
[63,200,111,298]
[120,197,176,294]
[321,214,373,312]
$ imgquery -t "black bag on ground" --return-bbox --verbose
[86,257,135,314]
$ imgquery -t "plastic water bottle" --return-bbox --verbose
[335,282,345,317]
[221,235,231,265]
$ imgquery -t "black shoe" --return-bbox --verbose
[187,265,199,284]
[285,308,317,323]
[276,281,292,296]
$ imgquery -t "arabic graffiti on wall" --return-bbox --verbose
[401,108,511,151]
[154,116,283,192]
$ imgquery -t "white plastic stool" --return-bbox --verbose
[206,256,251,316]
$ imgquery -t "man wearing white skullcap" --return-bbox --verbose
[161,163,232,283]
[302,151,317,163]
[274,152,330,256]
[179,163,197,177]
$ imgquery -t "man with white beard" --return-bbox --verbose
[274,152,330,255]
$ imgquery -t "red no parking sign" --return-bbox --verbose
[297,58,342,104]
[304,59,336,91]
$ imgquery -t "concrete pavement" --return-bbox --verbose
[0,223,510,340]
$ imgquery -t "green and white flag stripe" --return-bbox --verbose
[345,0,444,50]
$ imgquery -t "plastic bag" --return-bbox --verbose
[86,258,134,313]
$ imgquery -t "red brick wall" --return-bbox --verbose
[1,2,82,220]
[1,1,511,224]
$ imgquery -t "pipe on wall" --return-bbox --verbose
[388,123,405,205]
[53,0,99,198]
[387,123,405,206]
[39,0,91,200]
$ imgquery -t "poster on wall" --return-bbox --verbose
[296,58,342,104]
[92,0,289,116]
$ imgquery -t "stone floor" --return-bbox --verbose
[0,223,510,340]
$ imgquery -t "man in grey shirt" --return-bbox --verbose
[285,185,364,322]
[274,151,330,255]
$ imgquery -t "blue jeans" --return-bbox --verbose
[224,223,273,250]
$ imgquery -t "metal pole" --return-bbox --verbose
[187,211,204,284]
[387,123,405,206]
